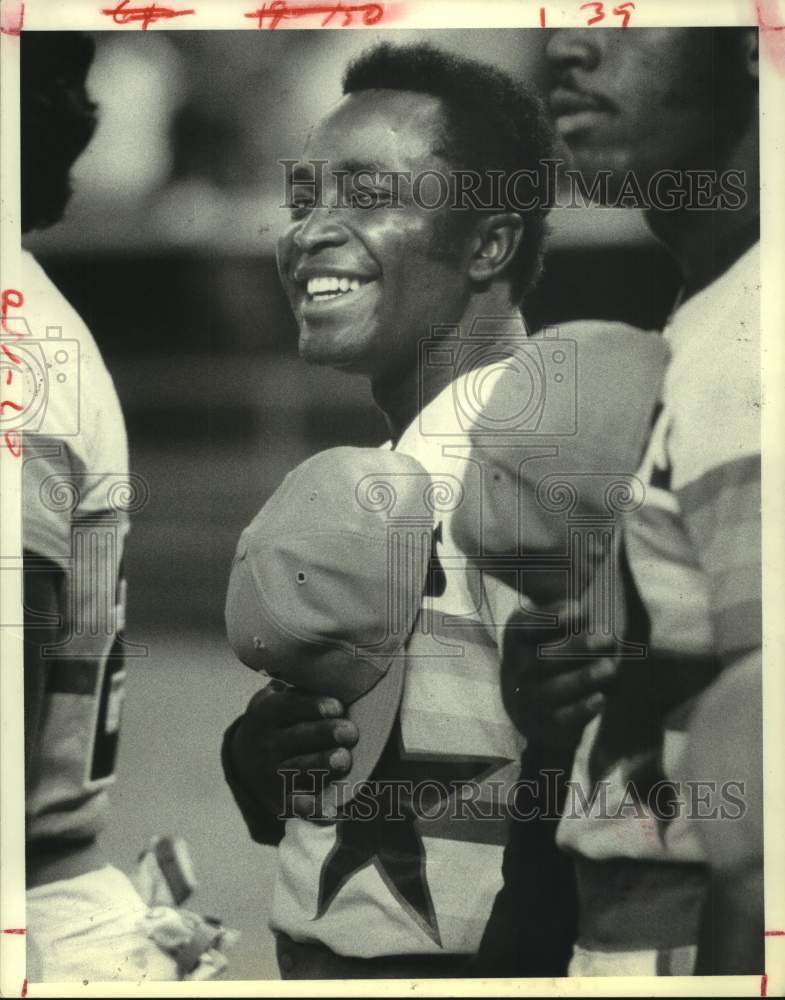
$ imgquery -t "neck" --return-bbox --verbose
[645,124,759,299]
[372,286,524,446]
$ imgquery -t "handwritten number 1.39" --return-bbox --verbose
[540,2,636,28]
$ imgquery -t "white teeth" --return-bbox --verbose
[305,275,368,297]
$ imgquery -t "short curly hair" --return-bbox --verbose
[21,32,97,234]
[343,43,555,303]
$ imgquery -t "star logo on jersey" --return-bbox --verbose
[423,521,446,598]
[315,717,508,945]
[645,402,673,492]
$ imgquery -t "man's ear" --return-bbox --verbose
[742,28,758,81]
[467,212,524,285]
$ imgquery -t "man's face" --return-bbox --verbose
[545,28,747,182]
[277,90,472,382]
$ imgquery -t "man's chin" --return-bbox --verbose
[297,330,366,373]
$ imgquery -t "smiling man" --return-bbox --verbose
[276,57,551,441]
[221,42,557,978]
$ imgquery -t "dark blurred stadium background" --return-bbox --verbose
[23,29,680,979]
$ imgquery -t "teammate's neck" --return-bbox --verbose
[373,290,524,447]
[645,124,759,300]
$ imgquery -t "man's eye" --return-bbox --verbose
[351,188,396,209]
[370,189,395,206]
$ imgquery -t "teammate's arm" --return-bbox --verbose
[687,653,763,974]
[677,452,763,974]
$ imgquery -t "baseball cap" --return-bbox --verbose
[225,446,436,810]
[453,321,670,607]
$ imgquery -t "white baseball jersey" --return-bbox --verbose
[270,357,526,957]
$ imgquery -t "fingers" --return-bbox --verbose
[291,794,328,819]
[534,629,619,665]
[525,657,619,707]
[283,746,353,789]
[504,619,619,677]
[584,629,620,654]
[232,682,357,819]
[551,691,608,736]
[276,718,358,762]
[245,681,345,727]
[517,690,607,749]
[283,748,356,820]
[504,633,618,747]
[244,684,357,814]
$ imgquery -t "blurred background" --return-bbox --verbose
[23,29,681,979]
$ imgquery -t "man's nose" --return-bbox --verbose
[293,208,348,254]
[545,29,601,73]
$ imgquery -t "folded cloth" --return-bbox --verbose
[142,905,238,981]
[26,864,180,982]
[132,835,239,980]
[26,844,238,984]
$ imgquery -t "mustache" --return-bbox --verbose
[548,71,618,114]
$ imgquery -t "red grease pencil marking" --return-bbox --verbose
[765,929,785,935]
[539,7,546,27]
[756,0,785,73]
[580,1,604,24]
[761,972,768,996]
[1,289,26,458]
[0,0,24,35]
[245,1,385,29]
[1,343,22,365]
[20,979,27,998]
[100,0,195,29]
[575,2,636,26]
[1,289,24,336]
[614,1,634,27]
[4,431,22,457]
[2,928,26,934]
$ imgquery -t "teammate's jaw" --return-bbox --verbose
[545,28,735,182]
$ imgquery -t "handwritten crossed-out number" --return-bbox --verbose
[245,1,385,30]
[100,0,196,30]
